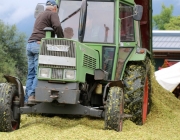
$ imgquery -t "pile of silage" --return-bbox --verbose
[1,63,180,140]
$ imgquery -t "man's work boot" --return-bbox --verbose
[28,95,36,104]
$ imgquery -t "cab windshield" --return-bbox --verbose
[59,0,114,43]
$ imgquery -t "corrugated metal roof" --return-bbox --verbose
[153,30,180,51]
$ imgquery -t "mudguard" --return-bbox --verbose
[4,75,24,107]
[129,48,151,61]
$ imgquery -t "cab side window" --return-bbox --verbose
[119,3,135,42]
[102,47,115,80]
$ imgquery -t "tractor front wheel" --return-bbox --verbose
[0,83,21,132]
[104,86,124,131]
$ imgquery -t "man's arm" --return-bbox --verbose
[104,24,109,42]
[50,12,64,38]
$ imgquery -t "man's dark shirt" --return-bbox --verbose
[28,9,64,41]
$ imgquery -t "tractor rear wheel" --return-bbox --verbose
[104,86,124,131]
[0,83,21,132]
[123,59,152,125]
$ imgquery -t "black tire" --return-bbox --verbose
[0,83,21,132]
[104,86,124,131]
[123,58,152,125]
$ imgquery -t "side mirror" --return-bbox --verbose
[133,5,143,21]
[34,4,44,18]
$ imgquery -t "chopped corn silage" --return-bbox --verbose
[1,63,180,140]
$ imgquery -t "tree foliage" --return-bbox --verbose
[0,44,16,82]
[164,16,180,30]
[0,20,27,84]
[153,4,174,30]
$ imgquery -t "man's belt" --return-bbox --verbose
[28,40,41,44]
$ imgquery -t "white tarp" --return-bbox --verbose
[155,62,180,92]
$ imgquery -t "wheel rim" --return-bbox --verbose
[12,122,18,130]
[142,77,149,124]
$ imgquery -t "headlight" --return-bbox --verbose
[39,68,51,78]
[64,69,76,80]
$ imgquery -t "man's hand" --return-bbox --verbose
[104,24,109,32]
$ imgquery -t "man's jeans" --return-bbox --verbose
[25,41,40,103]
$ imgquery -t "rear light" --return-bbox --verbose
[136,48,146,54]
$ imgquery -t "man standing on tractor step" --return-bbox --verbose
[25,0,64,104]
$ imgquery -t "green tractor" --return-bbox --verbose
[0,0,152,132]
